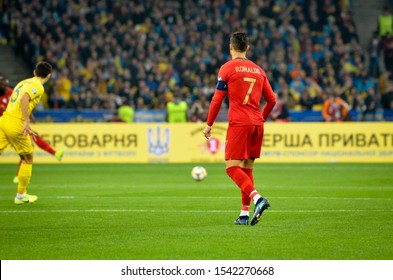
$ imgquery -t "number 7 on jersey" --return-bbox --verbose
[243,77,256,104]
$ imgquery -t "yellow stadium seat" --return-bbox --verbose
[312,104,323,110]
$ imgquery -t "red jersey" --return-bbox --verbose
[207,58,276,126]
[0,87,13,117]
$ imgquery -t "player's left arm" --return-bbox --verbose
[261,76,277,120]
[20,93,37,137]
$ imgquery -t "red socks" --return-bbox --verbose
[226,166,256,199]
[33,135,56,155]
[241,168,253,208]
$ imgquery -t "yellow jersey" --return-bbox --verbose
[3,77,44,123]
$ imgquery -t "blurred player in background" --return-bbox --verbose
[0,75,13,108]
[0,74,64,184]
[0,62,53,204]
[203,32,276,226]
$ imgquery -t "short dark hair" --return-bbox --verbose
[230,32,249,52]
[35,61,52,78]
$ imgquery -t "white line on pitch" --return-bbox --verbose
[43,196,393,201]
[0,209,392,214]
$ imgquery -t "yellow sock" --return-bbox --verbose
[17,163,32,195]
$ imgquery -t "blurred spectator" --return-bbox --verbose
[271,92,290,122]
[55,69,72,105]
[363,88,377,120]
[81,90,100,110]
[66,93,82,111]
[189,95,209,123]
[368,31,381,78]
[312,90,326,107]
[322,93,349,122]
[117,104,134,123]
[299,89,314,111]
[378,6,393,38]
[166,94,187,123]
[347,87,365,120]
[381,79,393,109]
[382,34,393,73]
[281,85,296,109]
[289,72,306,100]
[49,91,66,109]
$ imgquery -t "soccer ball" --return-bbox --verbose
[191,166,207,181]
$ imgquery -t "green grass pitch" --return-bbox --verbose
[0,163,392,260]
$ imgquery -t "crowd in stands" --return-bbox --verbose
[1,0,393,122]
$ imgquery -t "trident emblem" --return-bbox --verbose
[148,125,170,156]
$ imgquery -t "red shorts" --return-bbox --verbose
[225,125,264,160]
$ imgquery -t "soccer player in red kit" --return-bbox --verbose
[0,75,64,183]
[203,32,276,226]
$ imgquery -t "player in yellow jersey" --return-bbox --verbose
[0,62,52,204]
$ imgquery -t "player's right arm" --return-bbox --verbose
[204,68,227,139]
[203,90,226,139]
